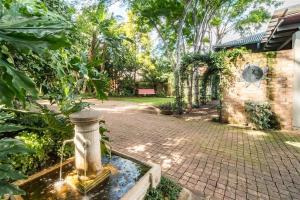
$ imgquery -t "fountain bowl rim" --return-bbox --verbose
[13,150,161,200]
[69,108,102,123]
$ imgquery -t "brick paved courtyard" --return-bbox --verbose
[89,99,300,200]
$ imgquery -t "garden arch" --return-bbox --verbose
[180,53,224,107]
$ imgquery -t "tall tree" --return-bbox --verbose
[187,0,229,108]
[129,0,199,113]
[212,0,282,45]
[130,0,231,110]
[129,0,281,111]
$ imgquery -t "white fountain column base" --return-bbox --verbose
[70,109,102,177]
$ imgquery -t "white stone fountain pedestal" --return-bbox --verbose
[70,109,102,177]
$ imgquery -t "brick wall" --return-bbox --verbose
[222,49,295,130]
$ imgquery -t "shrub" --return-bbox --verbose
[158,102,187,111]
[10,131,53,174]
[245,101,280,130]
[158,102,174,111]
[10,130,74,175]
[158,102,175,115]
[145,177,182,200]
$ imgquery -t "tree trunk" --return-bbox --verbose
[194,68,200,108]
[187,77,191,111]
[180,74,185,111]
[173,0,193,115]
[187,69,193,112]
[88,32,97,64]
[133,68,137,95]
[153,81,158,92]
[174,69,183,114]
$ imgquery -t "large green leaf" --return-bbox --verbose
[0,124,26,133]
[0,79,15,106]
[0,164,26,180]
[60,101,90,116]
[0,1,71,106]
[0,111,15,123]
[0,59,38,105]
[0,138,30,159]
[42,113,73,134]
[0,2,71,53]
[91,72,109,100]
[0,180,25,197]
[0,139,28,198]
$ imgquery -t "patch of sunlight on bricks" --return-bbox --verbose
[286,141,300,148]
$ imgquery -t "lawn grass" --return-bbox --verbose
[109,96,174,106]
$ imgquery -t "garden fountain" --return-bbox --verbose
[59,109,113,194]
[14,108,161,200]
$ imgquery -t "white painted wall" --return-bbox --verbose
[293,31,300,128]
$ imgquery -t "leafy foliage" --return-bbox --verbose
[99,120,111,158]
[213,0,281,43]
[182,51,226,70]
[141,58,172,94]
[0,124,26,134]
[245,101,280,130]
[0,0,71,106]
[145,176,182,200]
[0,138,30,198]
[0,102,78,177]
[158,102,174,111]
[181,52,225,104]
[0,0,117,198]
[129,0,281,113]
[10,131,54,174]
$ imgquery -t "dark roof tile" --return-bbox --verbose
[215,32,265,49]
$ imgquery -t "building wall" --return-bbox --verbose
[222,49,295,130]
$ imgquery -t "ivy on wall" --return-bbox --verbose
[181,52,226,103]
[264,51,277,101]
[179,48,249,119]
[240,51,281,130]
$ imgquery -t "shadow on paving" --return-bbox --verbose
[49,99,300,199]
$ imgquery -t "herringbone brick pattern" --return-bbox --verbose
[89,100,300,200]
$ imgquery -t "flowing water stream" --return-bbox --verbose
[59,139,74,181]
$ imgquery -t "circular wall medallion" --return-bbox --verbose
[242,64,264,83]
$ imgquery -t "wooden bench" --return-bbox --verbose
[138,89,155,96]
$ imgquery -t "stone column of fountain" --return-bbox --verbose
[70,109,102,178]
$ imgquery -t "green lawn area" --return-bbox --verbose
[109,96,174,106]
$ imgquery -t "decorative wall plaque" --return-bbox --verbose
[241,64,268,87]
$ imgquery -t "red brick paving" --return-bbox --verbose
[89,100,300,200]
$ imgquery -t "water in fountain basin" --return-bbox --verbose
[20,155,150,200]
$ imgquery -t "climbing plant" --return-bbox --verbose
[181,52,226,106]
[180,48,248,118]
[264,51,277,101]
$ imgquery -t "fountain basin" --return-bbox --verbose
[13,150,161,200]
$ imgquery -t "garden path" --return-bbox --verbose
[88,99,300,200]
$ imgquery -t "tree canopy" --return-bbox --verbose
[127,0,281,112]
